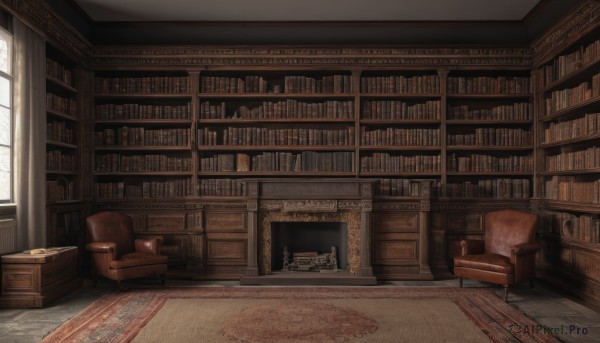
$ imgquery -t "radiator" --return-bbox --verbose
[0,217,17,254]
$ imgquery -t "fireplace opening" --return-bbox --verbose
[271,221,348,272]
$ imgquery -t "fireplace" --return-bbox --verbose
[271,221,348,272]
[241,179,378,285]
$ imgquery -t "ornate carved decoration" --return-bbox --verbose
[92,46,532,67]
[532,0,600,66]
[202,203,244,209]
[338,200,361,210]
[247,201,258,212]
[372,203,423,211]
[260,201,282,211]
[431,202,532,211]
[282,200,337,213]
[0,0,93,59]
[258,212,361,276]
[360,201,373,212]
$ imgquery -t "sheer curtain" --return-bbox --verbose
[13,18,46,250]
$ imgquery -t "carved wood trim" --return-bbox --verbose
[92,46,532,68]
[0,0,93,60]
[532,0,600,66]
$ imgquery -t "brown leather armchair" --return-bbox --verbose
[86,211,168,289]
[453,209,540,302]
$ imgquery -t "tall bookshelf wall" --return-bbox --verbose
[90,68,533,201]
[535,21,600,303]
[45,44,84,248]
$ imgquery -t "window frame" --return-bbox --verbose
[0,26,13,203]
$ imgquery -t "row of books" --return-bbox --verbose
[46,58,73,87]
[543,210,600,244]
[447,76,530,94]
[362,100,441,120]
[447,153,533,173]
[542,38,600,86]
[447,128,532,146]
[376,178,440,197]
[47,180,75,202]
[94,76,189,94]
[446,178,531,199]
[285,75,352,94]
[96,178,193,199]
[47,121,74,144]
[198,127,356,146]
[94,154,192,172]
[200,100,355,119]
[199,178,245,197]
[46,150,77,171]
[199,75,353,94]
[544,112,600,144]
[94,128,190,147]
[360,127,440,146]
[360,75,440,94]
[95,103,192,120]
[544,72,600,114]
[546,146,600,171]
[47,93,77,117]
[545,176,600,203]
[199,152,355,172]
[447,103,532,120]
[359,153,441,173]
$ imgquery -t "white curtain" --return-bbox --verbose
[13,18,46,250]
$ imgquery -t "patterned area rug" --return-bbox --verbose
[41,287,559,343]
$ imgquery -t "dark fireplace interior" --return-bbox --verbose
[271,221,348,272]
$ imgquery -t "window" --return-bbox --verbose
[0,27,12,202]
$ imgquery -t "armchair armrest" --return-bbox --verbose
[511,242,541,256]
[86,242,117,261]
[459,239,485,256]
[135,236,163,255]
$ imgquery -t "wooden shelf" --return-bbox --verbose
[200,171,356,176]
[46,140,77,149]
[198,145,356,151]
[46,199,83,205]
[94,93,192,99]
[543,199,600,214]
[543,57,600,93]
[542,96,600,122]
[540,132,600,148]
[95,119,193,125]
[47,109,78,122]
[446,93,532,99]
[199,118,355,124]
[446,171,532,176]
[360,146,441,151]
[540,168,600,175]
[197,93,354,99]
[46,76,77,93]
[94,172,194,176]
[446,120,533,125]
[359,93,440,98]
[446,145,533,151]
[360,172,441,176]
[47,170,78,175]
[359,119,441,125]
[95,146,191,151]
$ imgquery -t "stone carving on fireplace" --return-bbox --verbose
[258,211,361,275]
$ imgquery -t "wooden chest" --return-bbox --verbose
[1,246,81,308]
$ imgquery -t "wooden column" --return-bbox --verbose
[245,181,259,276]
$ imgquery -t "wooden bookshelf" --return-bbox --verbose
[45,44,87,253]
[534,19,600,306]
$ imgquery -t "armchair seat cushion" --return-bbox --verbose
[454,253,513,274]
[109,252,168,269]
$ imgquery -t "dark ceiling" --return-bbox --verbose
[47,0,585,45]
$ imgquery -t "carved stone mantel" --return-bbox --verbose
[242,179,377,281]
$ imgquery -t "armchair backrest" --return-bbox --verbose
[484,209,537,257]
[86,211,135,258]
